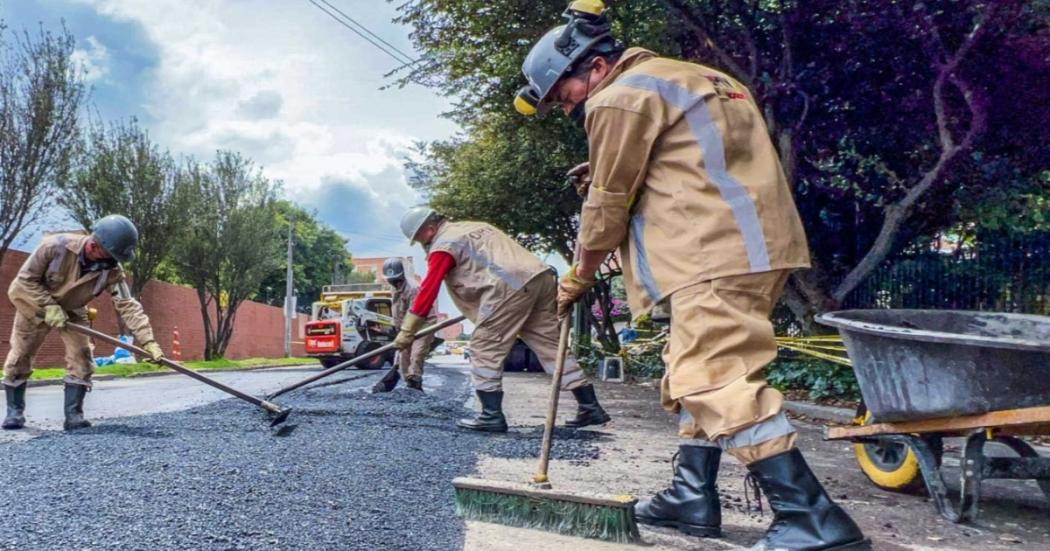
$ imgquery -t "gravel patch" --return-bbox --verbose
[0,371,483,550]
[481,426,609,466]
[0,369,617,550]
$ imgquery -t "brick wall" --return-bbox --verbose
[0,248,308,368]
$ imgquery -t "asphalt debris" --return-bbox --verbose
[480,425,609,465]
[0,370,482,550]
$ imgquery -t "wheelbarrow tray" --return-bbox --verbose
[817,310,1050,423]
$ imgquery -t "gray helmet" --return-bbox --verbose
[514,1,618,116]
[382,257,405,283]
[92,214,138,262]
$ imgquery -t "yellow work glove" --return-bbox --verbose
[557,264,597,319]
[566,162,591,198]
[142,341,164,363]
[43,305,68,328]
[393,312,427,350]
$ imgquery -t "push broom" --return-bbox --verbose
[451,279,639,543]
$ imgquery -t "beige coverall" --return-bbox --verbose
[579,48,811,464]
[428,221,588,392]
[391,280,436,382]
[4,232,156,388]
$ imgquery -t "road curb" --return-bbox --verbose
[783,400,856,424]
[25,363,319,388]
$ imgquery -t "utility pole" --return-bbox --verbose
[284,221,294,358]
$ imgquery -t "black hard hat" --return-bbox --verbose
[382,257,405,282]
[92,215,139,262]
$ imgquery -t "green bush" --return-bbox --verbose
[766,357,861,401]
[574,340,666,381]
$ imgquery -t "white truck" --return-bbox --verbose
[303,283,397,369]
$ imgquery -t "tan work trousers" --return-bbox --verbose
[3,311,95,387]
[399,332,433,382]
[468,273,588,392]
[660,270,797,464]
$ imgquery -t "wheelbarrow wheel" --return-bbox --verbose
[853,410,942,494]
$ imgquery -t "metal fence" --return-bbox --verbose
[842,232,1050,315]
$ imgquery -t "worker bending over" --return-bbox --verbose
[4,215,164,431]
[393,207,610,433]
[373,257,435,392]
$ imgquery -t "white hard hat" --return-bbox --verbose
[400,206,437,243]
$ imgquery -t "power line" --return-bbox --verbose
[307,0,417,67]
[340,230,408,243]
[308,0,409,64]
[315,0,417,63]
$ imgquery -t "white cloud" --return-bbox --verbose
[71,0,463,317]
[236,90,283,120]
[75,0,456,203]
[71,35,110,81]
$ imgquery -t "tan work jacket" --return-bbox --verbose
[580,48,810,318]
[7,232,156,345]
[427,221,551,324]
[391,280,437,327]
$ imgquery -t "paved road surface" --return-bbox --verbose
[3,367,321,439]
[0,358,524,550]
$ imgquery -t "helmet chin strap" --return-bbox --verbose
[568,64,596,125]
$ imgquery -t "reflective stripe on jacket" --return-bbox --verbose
[580,48,810,317]
[427,221,550,324]
[8,232,155,344]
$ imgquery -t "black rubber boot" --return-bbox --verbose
[371,366,400,393]
[2,383,26,430]
[456,390,508,433]
[564,384,611,428]
[62,383,92,431]
[747,449,868,551]
[405,377,423,391]
[635,445,722,537]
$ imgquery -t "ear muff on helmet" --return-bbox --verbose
[514,85,541,116]
[516,1,620,118]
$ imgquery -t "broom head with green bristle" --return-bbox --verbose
[452,477,640,543]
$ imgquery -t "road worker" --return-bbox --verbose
[373,257,435,392]
[3,215,163,431]
[516,3,865,550]
[394,206,610,433]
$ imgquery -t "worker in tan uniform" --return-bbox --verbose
[373,257,435,392]
[393,206,610,433]
[3,215,164,431]
[517,3,865,550]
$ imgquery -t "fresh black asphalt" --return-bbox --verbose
[0,368,603,550]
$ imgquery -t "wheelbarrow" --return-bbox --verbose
[816,309,1050,523]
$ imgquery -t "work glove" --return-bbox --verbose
[142,341,164,363]
[566,162,592,198]
[393,312,426,350]
[557,264,597,319]
[43,305,68,328]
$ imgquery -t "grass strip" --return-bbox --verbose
[31,356,317,381]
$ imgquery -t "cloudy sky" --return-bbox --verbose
[2,0,486,321]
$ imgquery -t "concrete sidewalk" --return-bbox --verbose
[463,373,1050,550]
